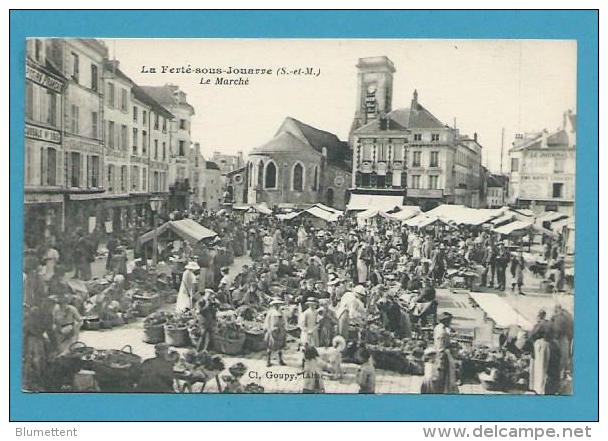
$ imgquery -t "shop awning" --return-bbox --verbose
[470,292,534,330]
[303,206,341,222]
[311,203,343,215]
[493,220,534,235]
[425,205,507,226]
[387,206,422,221]
[536,211,569,224]
[404,214,443,228]
[233,203,273,215]
[346,194,404,212]
[138,219,216,246]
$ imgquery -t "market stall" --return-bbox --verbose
[138,219,217,247]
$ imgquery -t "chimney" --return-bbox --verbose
[474,132,478,142]
[540,129,549,148]
[411,89,419,108]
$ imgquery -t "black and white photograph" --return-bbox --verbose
[22,38,576,395]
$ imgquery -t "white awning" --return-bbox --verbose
[470,292,534,330]
[425,204,507,226]
[388,206,423,221]
[346,194,404,211]
[493,220,534,235]
[138,219,217,245]
[304,206,341,222]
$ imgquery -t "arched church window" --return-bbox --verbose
[293,162,304,191]
[265,161,277,189]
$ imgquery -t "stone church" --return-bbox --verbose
[246,117,352,209]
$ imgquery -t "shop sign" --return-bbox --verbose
[25,123,61,144]
[26,64,64,93]
[407,188,443,198]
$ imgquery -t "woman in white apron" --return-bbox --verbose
[176,261,199,312]
[356,243,368,284]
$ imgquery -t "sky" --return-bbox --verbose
[106,39,576,173]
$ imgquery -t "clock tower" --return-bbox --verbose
[349,56,396,141]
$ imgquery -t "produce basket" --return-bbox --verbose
[143,324,165,344]
[213,333,246,355]
[367,345,411,374]
[164,324,190,347]
[244,330,267,352]
[92,345,142,392]
[286,325,300,338]
[62,341,96,372]
[82,315,101,330]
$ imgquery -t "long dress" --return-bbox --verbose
[317,307,338,347]
[176,269,196,313]
[264,309,287,351]
[433,322,459,394]
[356,247,368,284]
[530,338,551,394]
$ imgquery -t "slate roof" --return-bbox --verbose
[140,85,195,114]
[354,101,447,134]
[253,117,350,164]
[205,161,221,171]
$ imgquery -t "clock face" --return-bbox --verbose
[367,83,377,94]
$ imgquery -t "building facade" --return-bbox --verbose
[349,57,483,211]
[141,84,195,211]
[24,38,68,247]
[46,38,108,233]
[485,174,509,208]
[211,151,245,175]
[508,110,576,215]
[224,166,248,205]
[247,117,351,209]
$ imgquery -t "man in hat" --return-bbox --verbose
[336,286,367,340]
[299,297,319,350]
[176,261,199,312]
[264,298,287,367]
[136,343,176,393]
[495,244,510,291]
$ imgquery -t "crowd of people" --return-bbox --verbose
[23,205,573,394]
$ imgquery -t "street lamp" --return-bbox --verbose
[149,196,163,267]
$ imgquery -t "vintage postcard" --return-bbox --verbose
[22,37,576,396]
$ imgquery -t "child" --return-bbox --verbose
[302,346,328,393]
[326,335,345,379]
[356,348,376,394]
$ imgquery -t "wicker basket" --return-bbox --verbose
[244,331,267,352]
[92,345,142,392]
[164,325,190,347]
[82,315,101,330]
[213,333,246,355]
[142,324,165,344]
[286,325,301,338]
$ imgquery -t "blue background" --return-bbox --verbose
[9,10,598,421]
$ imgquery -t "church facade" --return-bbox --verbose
[246,117,351,210]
